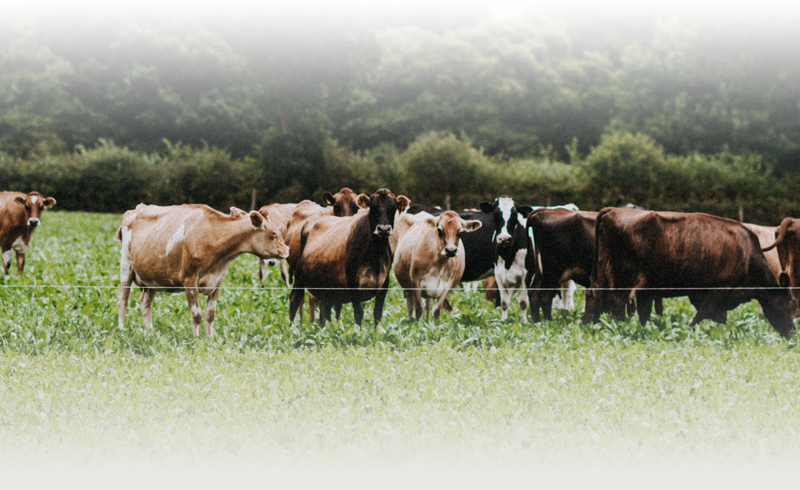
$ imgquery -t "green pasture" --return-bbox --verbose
[0,211,799,469]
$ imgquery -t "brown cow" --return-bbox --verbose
[584,208,795,338]
[284,188,362,321]
[0,191,56,275]
[743,223,781,279]
[256,202,297,284]
[117,203,289,338]
[762,217,800,311]
[289,189,409,326]
[393,211,482,320]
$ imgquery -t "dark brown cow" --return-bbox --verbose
[0,191,56,275]
[584,208,795,338]
[289,189,409,326]
[525,208,598,322]
[117,203,289,338]
[762,217,800,311]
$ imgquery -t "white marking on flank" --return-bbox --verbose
[165,222,185,255]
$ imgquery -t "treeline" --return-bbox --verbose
[2,6,800,221]
[4,131,799,225]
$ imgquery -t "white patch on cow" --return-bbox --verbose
[191,304,202,316]
[165,222,185,256]
[11,236,28,254]
[497,197,514,242]
[494,247,529,321]
[2,250,10,268]
[30,195,38,204]
[552,279,577,311]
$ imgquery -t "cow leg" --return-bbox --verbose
[204,288,222,337]
[413,290,423,321]
[425,298,433,320]
[404,290,415,321]
[334,302,343,320]
[636,294,653,326]
[288,286,305,324]
[352,301,364,326]
[541,291,554,321]
[309,294,318,324]
[139,288,157,330]
[258,258,266,283]
[518,281,529,323]
[320,301,333,325]
[15,251,25,275]
[183,282,203,338]
[528,288,541,323]
[279,259,290,286]
[2,248,10,275]
[654,297,664,316]
[497,278,511,321]
[117,249,136,330]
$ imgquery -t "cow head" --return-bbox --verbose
[322,187,360,217]
[357,188,410,238]
[479,196,532,250]
[761,272,797,339]
[425,210,482,258]
[250,209,289,260]
[14,192,56,228]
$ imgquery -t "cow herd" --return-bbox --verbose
[1,187,799,339]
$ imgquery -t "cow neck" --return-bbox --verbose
[206,216,259,262]
[354,212,391,270]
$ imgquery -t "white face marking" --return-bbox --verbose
[497,197,514,241]
[30,196,38,204]
[165,222,185,255]
[11,236,28,253]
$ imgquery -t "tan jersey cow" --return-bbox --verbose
[0,191,56,275]
[393,211,482,321]
[256,202,297,284]
[116,203,289,338]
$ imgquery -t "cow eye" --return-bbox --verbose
[437,228,445,237]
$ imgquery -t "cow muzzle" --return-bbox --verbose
[442,245,458,257]
[27,218,40,228]
[374,224,393,237]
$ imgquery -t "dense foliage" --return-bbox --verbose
[1,5,799,219]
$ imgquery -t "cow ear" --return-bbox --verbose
[230,206,247,218]
[780,272,791,288]
[463,220,482,232]
[479,201,495,214]
[425,217,437,228]
[14,196,25,205]
[249,210,264,228]
[43,197,56,209]
[322,192,335,206]
[396,195,410,213]
[357,194,371,209]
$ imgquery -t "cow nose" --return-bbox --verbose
[374,224,393,237]
[443,245,458,257]
[27,218,40,227]
[497,235,511,246]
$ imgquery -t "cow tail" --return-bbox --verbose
[762,225,786,252]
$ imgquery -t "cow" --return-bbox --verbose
[116,203,289,338]
[393,211,482,321]
[525,207,598,322]
[478,196,533,321]
[256,202,297,284]
[583,208,795,338]
[289,189,409,326]
[0,191,56,275]
[762,217,800,311]
[283,188,362,321]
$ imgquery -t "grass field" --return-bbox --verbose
[1,211,800,478]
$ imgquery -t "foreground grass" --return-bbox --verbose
[0,211,799,469]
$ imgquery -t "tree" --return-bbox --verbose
[334,18,620,160]
[105,11,266,155]
[0,2,71,154]
[238,0,380,191]
[535,0,675,61]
